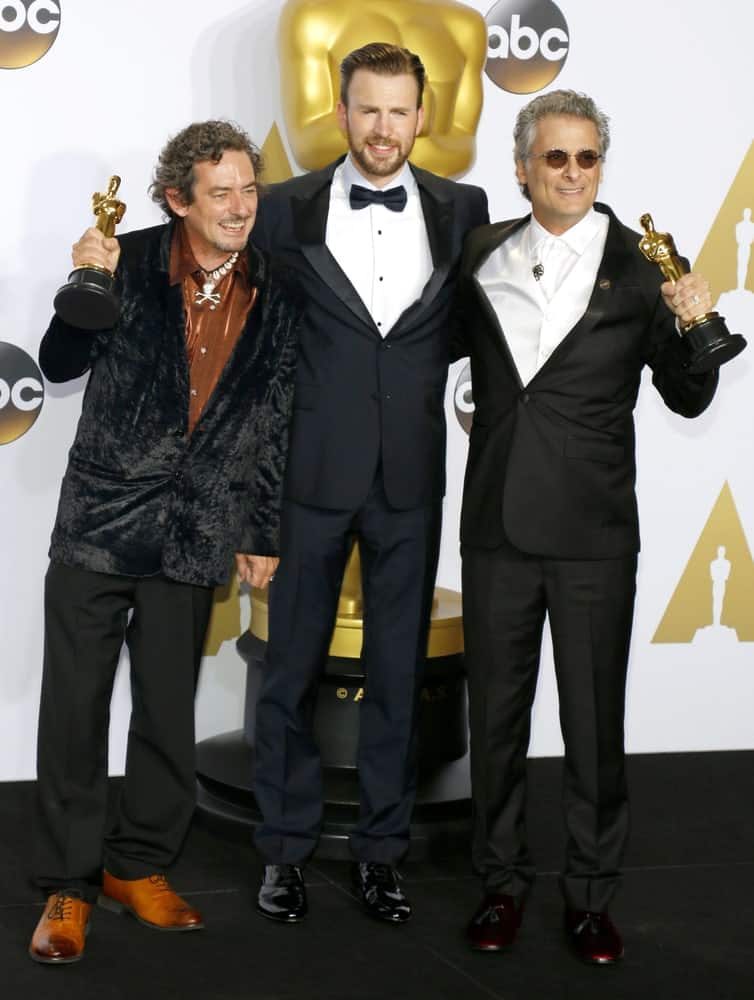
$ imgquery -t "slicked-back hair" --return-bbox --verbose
[513,90,610,201]
[340,42,425,108]
[150,120,263,219]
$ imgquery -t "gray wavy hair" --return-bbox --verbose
[513,90,610,200]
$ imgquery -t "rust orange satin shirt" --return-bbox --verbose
[169,221,257,434]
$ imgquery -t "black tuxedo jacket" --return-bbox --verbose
[253,159,488,511]
[456,203,718,558]
[40,224,300,587]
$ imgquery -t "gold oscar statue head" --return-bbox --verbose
[278,0,487,178]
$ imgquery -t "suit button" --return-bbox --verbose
[385,393,392,400]
[521,392,530,403]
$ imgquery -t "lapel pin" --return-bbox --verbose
[599,278,611,290]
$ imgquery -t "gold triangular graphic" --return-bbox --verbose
[261,122,294,184]
[694,141,754,300]
[203,576,242,658]
[652,482,754,643]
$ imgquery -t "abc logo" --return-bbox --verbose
[454,363,474,434]
[0,342,44,445]
[485,0,569,95]
[0,1,61,70]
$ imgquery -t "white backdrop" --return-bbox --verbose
[1,0,752,781]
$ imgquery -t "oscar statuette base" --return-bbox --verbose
[54,267,120,330]
[682,313,746,374]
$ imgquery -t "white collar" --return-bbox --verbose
[529,208,603,258]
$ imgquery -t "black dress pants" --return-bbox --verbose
[462,543,637,913]
[33,562,214,902]
[253,473,442,864]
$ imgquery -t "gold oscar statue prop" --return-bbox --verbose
[278,0,487,176]
[54,176,126,330]
[639,213,746,373]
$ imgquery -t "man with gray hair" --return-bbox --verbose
[455,90,719,963]
[29,120,299,964]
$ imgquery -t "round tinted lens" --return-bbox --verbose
[543,149,568,168]
[575,151,601,169]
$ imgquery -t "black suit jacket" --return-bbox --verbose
[253,159,488,511]
[456,203,718,558]
[40,224,300,587]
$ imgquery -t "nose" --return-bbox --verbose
[562,154,582,179]
[228,190,248,217]
[374,110,391,135]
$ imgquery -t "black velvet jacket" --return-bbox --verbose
[40,223,299,587]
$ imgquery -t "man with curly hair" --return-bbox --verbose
[28,120,299,965]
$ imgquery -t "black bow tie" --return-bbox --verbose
[349,184,407,213]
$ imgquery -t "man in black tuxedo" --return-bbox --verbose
[457,91,719,963]
[251,42,488,924]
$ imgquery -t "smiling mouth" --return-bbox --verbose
[367,141,397,155]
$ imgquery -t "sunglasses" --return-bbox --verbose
[530,149,603,170]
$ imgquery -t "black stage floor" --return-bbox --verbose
[2,751,752,1000]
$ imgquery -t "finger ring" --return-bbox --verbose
[691,294,701,305]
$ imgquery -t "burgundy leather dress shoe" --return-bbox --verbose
[564,908,624,964]
[466,893,523,951]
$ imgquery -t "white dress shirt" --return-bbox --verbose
[477,209,609,385]
[325,156,433,337]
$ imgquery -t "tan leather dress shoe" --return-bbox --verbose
[29,892,92,964]
[99,872,203,931]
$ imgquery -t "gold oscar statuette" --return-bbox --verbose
[639,213,746,372]
[54,175,126,330]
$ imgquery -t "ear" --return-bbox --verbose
[515,159,528,188]
[165,187,189,218]
[336,100,348,134]
[415,105,425,138]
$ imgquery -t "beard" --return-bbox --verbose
[349,131,413,180]
[212,215,251,252]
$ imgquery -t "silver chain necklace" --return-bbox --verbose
[194,252,239,309]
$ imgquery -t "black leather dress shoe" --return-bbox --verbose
[466,893,523,951]
[564,908,624,964]
[257,865,307,923]
[352,863,411,923]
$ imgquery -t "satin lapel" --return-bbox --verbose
[469,219,528,384]
[529,208,632,379]
[392,171,459,335]
[417,180,453,297]
[291,172,378,333]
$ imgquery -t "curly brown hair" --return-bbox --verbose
[150,120,263,219]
